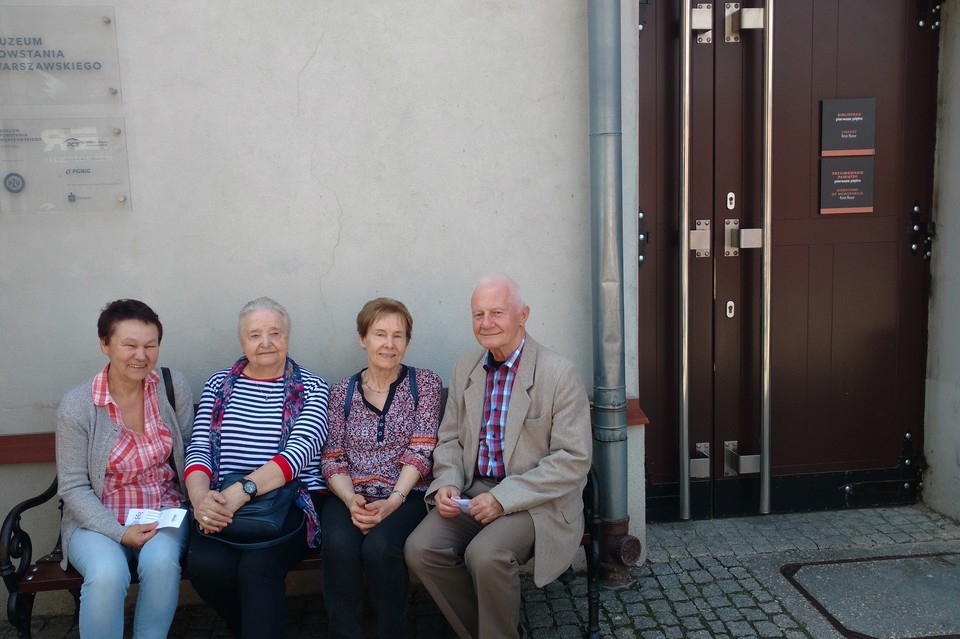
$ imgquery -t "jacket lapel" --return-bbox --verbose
[502,338,536,469]
[462,354,488,480]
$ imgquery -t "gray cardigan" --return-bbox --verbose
[55,368,194,569]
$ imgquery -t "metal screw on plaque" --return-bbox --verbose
[113,128,122,135]
[109,88,118,95]
[118,195,127,203]
[103,16,112,24]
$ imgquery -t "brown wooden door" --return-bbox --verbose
[638,1,939,520]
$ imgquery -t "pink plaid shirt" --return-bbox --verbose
[92,365,184,525]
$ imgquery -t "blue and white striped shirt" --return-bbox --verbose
[185,366,330,491]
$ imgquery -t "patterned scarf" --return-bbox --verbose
[207,355,321,548]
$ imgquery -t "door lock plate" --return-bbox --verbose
[691,219,711,258]
[724,219,763,256]
[725,3,764,43]
[690,442,711,479]
[693,4,713,44]
[724,440,761,476]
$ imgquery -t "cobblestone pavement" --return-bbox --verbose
[5,503,960,638]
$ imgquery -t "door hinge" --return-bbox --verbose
[916,0,945,30]
[907,200,935,260]
[638,209,650,267]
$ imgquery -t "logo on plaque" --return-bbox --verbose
[3,173,25,193]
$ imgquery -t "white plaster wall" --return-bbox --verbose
[925,1,960,522]
[0,0,642,613]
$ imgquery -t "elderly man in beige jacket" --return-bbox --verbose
[405,273,593,639]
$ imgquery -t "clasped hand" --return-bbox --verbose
[347,494,399,534]
[193,488,242,534]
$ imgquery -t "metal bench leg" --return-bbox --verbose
[583,537,601,639]
[6,590,36,639]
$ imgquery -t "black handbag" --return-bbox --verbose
[205,472,305,549]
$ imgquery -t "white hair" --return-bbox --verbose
[238,296,291,337]
[473,273,525,309]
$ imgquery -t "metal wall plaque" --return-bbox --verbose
[821,98,876,157]
[819,156,874,215]
[0,6,122,105]
[0,118,130,214]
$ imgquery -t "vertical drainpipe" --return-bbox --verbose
[588,0,641,588]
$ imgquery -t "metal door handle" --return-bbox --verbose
[722,2,775,515]
[680,1,774,519]
[678,0,700,520]
[759,2,774,515]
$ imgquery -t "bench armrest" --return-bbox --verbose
[0,476,59,596]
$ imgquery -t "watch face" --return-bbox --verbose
[243,480,257,496]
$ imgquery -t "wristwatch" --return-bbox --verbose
[241,478,258,497]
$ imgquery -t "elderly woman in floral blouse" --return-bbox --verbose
[321,297,442,639]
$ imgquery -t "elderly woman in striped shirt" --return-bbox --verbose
[55,299,194,639]
[184,297,330,639]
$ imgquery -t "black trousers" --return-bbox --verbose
[319,491,427,639]
[187,493,325,639]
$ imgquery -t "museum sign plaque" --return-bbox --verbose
[0,6,122,105]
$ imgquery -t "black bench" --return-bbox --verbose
[1,468,602,638]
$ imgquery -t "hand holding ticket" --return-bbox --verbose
[124,508,187,529]
[455,498,471,512]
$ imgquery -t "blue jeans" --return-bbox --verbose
[320,491,427,639]
[68,509,189,639]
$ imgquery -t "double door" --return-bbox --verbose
[638,1,940,519]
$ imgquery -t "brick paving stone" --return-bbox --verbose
[679,615,705,630]
[743,607,767,621]
[753,619,784,637]
[719,578,744,594]
[690,569,713,583]
[772,613,798,629]
[717,606,743,622]
[726,619,756,636]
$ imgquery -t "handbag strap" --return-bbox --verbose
[161,366,176,410]
[159,366,179,477]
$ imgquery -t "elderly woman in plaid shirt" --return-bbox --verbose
[55,299,194,639]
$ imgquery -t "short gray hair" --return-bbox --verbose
[238,296,291,337]
[473,273,525,309]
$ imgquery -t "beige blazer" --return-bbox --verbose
[427,335,593,586]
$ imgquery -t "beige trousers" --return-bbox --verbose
[404,477,535,639]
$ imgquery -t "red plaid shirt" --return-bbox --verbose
[477,340,524,478]
[92,365,184,525]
